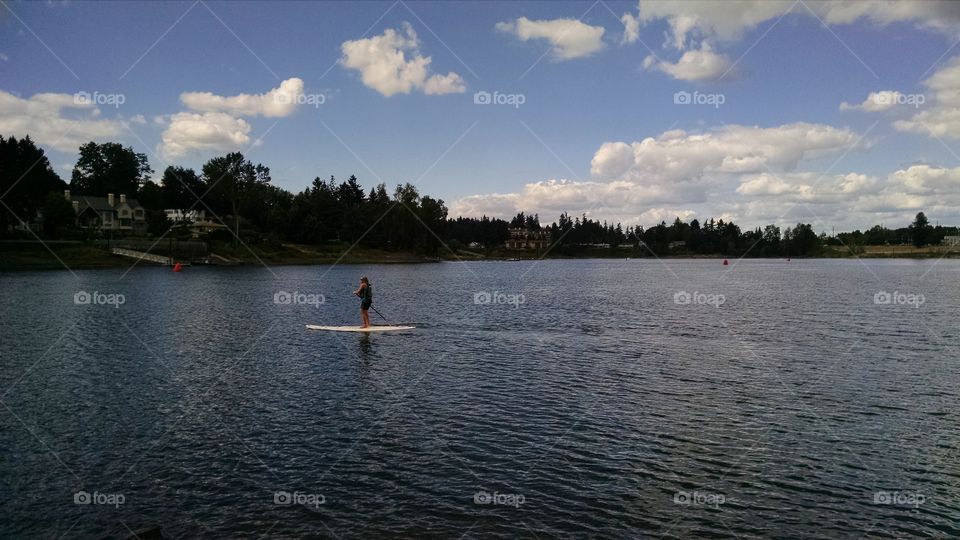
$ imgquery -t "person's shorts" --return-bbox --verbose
[361,300,372,310]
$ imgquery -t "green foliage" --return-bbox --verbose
[145,210,171,236]
[160,166,205,210]
[910,212,932,247]
[137,180,163,211]
[0,135,65,236]
[70,141,151,195]
[41,191,76,236]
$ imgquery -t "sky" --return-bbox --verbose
[3,0,960,232]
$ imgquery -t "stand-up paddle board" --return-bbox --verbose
[306,325,415,332]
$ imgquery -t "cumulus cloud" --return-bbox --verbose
[340,23,465,97]
[449,122,914,230]
[638,207,697,224]
[620,12,640,44]
[894,57,960,137]
[622,1,960,80]
[642,43,732,81]
[159,111,252,159]
[589,123,861,181]
[633,0,960,49]
[841,90,914,112]
[180,77,305,117]
[496,17,605,60]
[0,90,125,152]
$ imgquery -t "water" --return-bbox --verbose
[1,259,958,538]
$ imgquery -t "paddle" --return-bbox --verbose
[368,305,389,324]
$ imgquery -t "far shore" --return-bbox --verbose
[1,241,955,271]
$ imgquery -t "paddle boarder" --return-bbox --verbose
[354,276,372,328]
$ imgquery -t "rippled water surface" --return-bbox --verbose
[1,259,959,538]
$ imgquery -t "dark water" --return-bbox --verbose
[1,259,958,539]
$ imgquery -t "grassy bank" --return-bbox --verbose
[0,241,440,271]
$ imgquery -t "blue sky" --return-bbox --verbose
[4,0,960,230]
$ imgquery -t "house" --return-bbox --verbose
[164,209,206,223]
[65,190,146,235]
[164,208,227,237]
[505,227,551,250]
[668,241,687,250]
[943,236,960,246]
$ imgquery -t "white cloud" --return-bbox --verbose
[642,43,732,81]
[496,17,605,60]
[638,207,697,224]
[449,122,931,230]
[888,164,960,194]
[895,57,960,137]
[180,77,304,117]
[589,123,860,181]
[632,0,960,50]
[621,12,640,44]
[0,90,124,152]
[340,23,465,97]
[736,172,879,203]
[622,1,960,81]
[159,111,252,159]
[841,91,905,112]
[0,52,9,62]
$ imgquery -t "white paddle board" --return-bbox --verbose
[306,325,415,332]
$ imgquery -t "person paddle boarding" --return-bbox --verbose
[354,276,373,328]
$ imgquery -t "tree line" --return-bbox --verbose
[0,135,953,257]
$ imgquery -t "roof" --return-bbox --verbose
[74,195,143,212]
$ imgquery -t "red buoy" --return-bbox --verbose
[173,262,183,272]
[722,259,729,265]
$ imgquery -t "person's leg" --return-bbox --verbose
[361,308,370,327]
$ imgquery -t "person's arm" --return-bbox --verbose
[354,283,364,297]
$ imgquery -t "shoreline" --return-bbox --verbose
[2,251,956,272]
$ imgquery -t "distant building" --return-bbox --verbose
[165,208,226,238]
[164,209,206,223]
[505,227,550,250]
[65,190,146,235]
[943,236,960,246]
[668,241,687,250]
[468,241,483,249]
